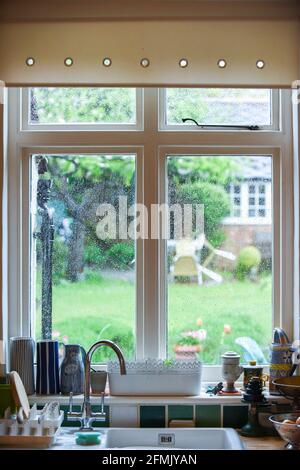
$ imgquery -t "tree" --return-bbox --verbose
[168,156,239,246]
[178,182,230,247]
[44,155,135,282]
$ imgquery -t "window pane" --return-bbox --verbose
[31,154,136,362]
[166,89,272,126]
[29,88,137,124]
[167,155,272,364]
[259,185,265,194]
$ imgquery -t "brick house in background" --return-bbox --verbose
[220,157,272,269]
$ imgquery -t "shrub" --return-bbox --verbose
[84,243,107,269]
[178,182,230,247]
[236,246,261,280]
[107,243,135,270]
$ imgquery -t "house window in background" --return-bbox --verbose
[229,184,242,217]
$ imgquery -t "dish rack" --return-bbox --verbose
[0,404,64,448]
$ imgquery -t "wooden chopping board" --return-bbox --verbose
[8,371,30,419]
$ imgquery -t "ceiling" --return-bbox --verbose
[0,0,299,22]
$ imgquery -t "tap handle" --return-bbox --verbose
[69,392,73,413]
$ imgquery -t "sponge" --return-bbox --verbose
[75,431,101,446]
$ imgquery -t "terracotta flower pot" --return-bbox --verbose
[173,344,201,360]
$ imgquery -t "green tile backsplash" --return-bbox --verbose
[140,406,165,428]
[168,405,194,423]
[33,401,255,429]
[195,405,221,427]
[223,405,248,428]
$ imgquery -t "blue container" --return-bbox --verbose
[36,340,60,395]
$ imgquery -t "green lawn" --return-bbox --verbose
[36,272,272,364]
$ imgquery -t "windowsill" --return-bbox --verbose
[28,389,289,406]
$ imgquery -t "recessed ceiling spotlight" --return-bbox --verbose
[217,59,227,69]
[256,59,265,69]
[179,58,188,68]
[140,58,150,68]
[64,57,73,67]
[26,57,35,67]
[103,57,112,67]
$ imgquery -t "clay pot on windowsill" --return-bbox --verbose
[173,344,201,360]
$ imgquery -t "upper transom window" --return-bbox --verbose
[23,88,142,130]
[161,88,279,130]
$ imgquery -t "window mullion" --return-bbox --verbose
[142,88,161,359]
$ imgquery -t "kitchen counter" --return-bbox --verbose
[240,434,284,450]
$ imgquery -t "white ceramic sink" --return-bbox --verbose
[103,428,244,450]
[52,427,244,450]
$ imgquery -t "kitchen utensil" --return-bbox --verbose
[273,375,300,411]
[9,337,35,395]
[36,340,60,395]
[269,413,300,450]
[8,371,30,419]
[60,344,86,395]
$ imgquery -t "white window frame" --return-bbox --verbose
[21,88,144,132]
[4,88,295,380]
[159,149,280,363]
[159,88,280,132]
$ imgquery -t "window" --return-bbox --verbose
[160,88,279,130]
[30,154,136,362]
[6,87,294,372]
[224,157,272,224]
[166,155,273,364]
[247,182,268,218]
[22,87,143,130]
[229,184,242,217]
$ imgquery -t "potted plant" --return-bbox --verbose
[173,334,202,360]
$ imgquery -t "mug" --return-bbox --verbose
[10,337,35,395]
[36,340,60,395]
[90,370,107,395]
